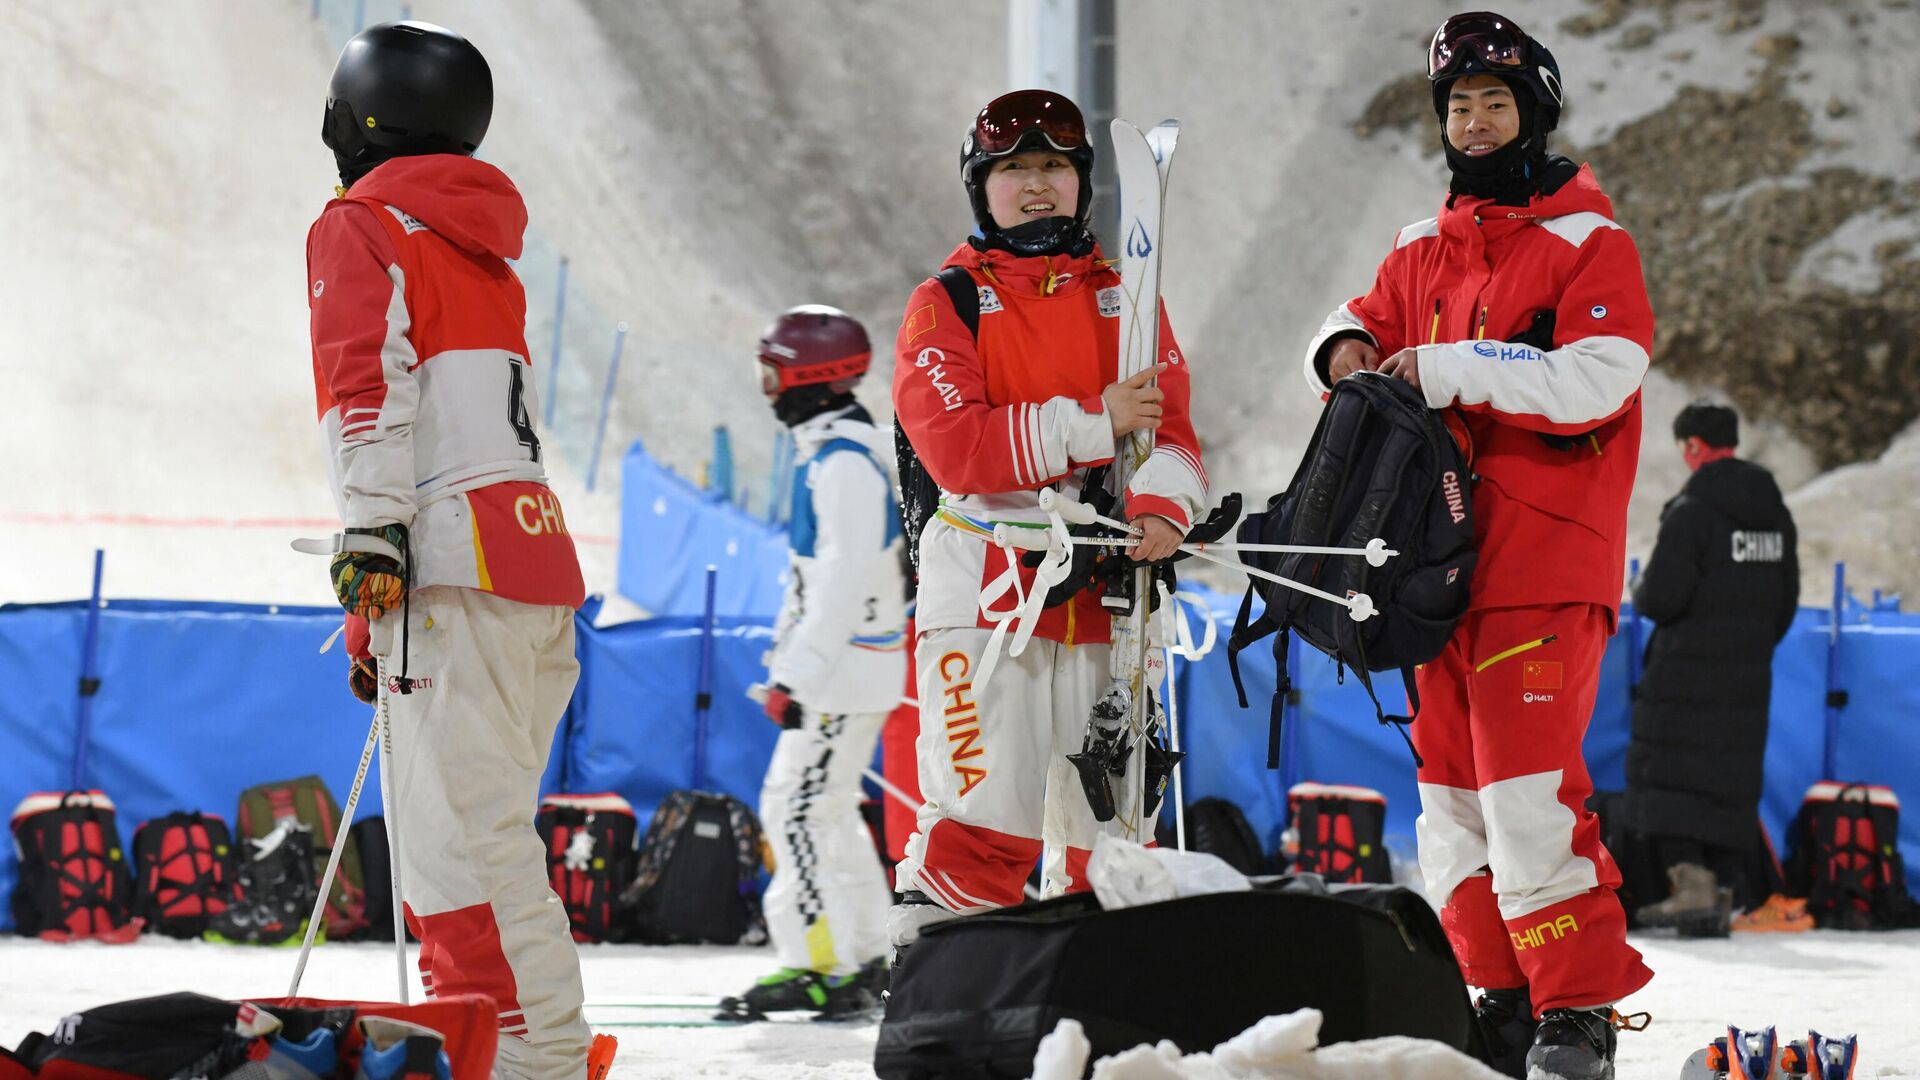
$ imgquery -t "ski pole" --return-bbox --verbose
[290,705,381,996]
[1155,580,1187,851]
[1184,545,1378,621]
[1060,536,1398,567]
[377,696,409,1003]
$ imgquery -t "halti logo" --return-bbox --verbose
[1125,219,1153,259]
[1472,341,1544,362]
[1591,305,1608,319]
[977,285,1003,315]
[311,280,325,298]
[1473,341,1498,358]
[1441,470,1466,524]
[917,347,963,411]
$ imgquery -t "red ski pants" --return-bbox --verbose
[1412,603,1652,1012]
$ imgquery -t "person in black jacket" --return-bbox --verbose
[1624,403,1799,935]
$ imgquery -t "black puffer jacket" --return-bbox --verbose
[1623,458,1798,849]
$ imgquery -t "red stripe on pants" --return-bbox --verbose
[406,902,528,1026]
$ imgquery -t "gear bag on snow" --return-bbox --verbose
[7,990,499,1080]
[1286,782,1392,884]
[620,790,770,945]
[1783,782,1918,930]
[131,811,236,939]
[1227,370,1476,768]
[235,774,367,940]
[875,875,1484,1079]
[1171,796,1272,876]
[205,817,318,946]
[9,791,140,943]
[535,793,639,944]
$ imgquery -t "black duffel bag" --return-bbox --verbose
[875,875,1482,1079]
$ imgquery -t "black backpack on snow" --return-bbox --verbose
[131,811,236,938]
[1178,797,1271,876]
[620,790,770,945]
[1783,782,1917,930]
[9,791,141,942]
[536,793,640,944]
[1227,370,1476,766]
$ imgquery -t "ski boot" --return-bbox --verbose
[1140,723,1184,820]
[1684,1026,1782,1079]
[715,968,878,1022]
[1473,986,1536,1079]
[1526,1006,1646,1080]
[1637,863,1733,938]
[1779,1031,1858,1080]
[1066,683,1134,822]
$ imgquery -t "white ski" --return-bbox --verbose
[1106,117,1180,839]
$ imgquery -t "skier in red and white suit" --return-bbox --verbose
[891,90,1206,939]
[1304,14,1652,1079]
[307,23,591,1080]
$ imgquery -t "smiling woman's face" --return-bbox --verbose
[1445,73,1521,157]
[983,150,1080,232]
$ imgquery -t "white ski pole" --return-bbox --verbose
[377,687,409,1004]
[1155,580,1186,851]
[1183,545,1379,620]
[290,707,381,996]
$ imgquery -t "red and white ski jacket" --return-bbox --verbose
[895,242,1208,645]
[306,155,583,609]
[1302,165,1653,616]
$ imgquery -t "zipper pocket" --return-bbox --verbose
[1474,634,1558,674]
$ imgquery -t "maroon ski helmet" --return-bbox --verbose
[756,305,872,398]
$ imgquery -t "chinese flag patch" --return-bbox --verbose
[902,303,937,344]
[1522,660,1563,690]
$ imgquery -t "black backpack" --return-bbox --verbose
[1177,797,1271,876]
[895,266,978,576]
[620,790,771,945]
[1783,782,1917,930]
[9,791,140,942]
[1227,370,1476,767]
[536,793,640,944]
[1286,782,1392,884]
[131,811,236,939]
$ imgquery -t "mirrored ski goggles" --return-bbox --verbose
[972,89,1088,157]
[1428,11,1532,79]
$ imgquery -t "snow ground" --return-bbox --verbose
[2,930,1916,1079]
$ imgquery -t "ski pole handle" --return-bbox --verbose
[1037,488,1099,526]
[992,523,1054,551]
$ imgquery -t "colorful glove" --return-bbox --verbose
[349,655,380,704]
[763,684,804,730]
[329,524,409,620]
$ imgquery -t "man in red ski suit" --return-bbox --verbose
[307,22,593,1080]
[890,91,1206,940]
[1304,14,1652,1079]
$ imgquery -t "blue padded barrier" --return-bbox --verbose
[616,441,787,618]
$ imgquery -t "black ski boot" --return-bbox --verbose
[1526,1007,1627,1080]
[1474,986,1536,1078]
[714,967,877,1022]
[1065,688,1133,823]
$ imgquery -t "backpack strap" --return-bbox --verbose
[935,266,980,336]
[1266,629,1292,770]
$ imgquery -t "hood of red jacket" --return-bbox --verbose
[348,155,527,261]
[939,240,1114,298]
[1442,163,1616,234]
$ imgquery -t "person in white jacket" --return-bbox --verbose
[719,306,908,1022]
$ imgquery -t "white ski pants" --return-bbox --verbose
[760,708,892,976]
[895,627,1156,912]
[372,585,591,1080]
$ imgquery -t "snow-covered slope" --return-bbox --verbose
[3,0,1914,609]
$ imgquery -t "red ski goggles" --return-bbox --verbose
[1428,11,1532,79]
[971,89,1089,157]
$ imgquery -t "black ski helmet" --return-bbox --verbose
[959,89,1096,256]
[1427,11,1564,136]
[322,20,492,185]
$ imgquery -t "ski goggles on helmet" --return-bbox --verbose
[1428,12,1533,80]
[755,349,872,397]
[970,89,1088,157]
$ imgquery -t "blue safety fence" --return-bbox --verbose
[4,587,1917,931]
[616,440,788,617]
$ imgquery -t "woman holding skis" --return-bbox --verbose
[889,89,1208,953]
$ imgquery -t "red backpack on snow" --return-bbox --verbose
[9,791,142,943]
[131,811,236,939]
